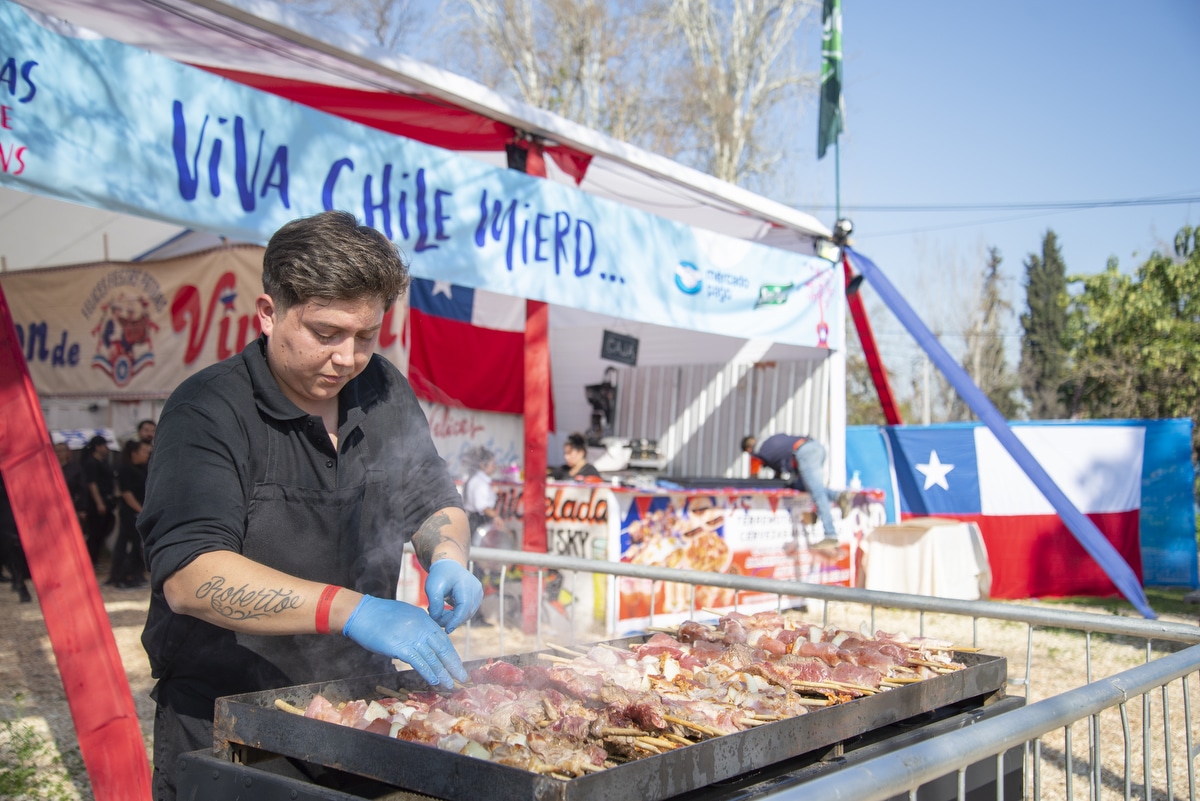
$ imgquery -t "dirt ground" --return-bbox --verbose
[2,558,1198,800]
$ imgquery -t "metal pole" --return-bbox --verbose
[835,139,841,221]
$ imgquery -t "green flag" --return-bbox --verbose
[817,0,844,159]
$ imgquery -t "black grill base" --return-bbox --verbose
[180,695,1024,801]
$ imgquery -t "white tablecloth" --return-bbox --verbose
[862,518,991,600]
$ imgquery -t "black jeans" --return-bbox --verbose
[85,507,114,565]
[151,703,212,801]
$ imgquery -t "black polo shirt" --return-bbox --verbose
[139,336,463,713]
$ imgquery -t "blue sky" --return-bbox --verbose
[397,0,1198,396]
[787,0,1200,384]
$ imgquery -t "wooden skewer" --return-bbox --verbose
[273,698,306,716]
[791,697,833,707]
[663,714,723,737]
[908,658,960,671]
[882,675,924,685]
[578,762,606,773]
[752,712,786,720]
[738,717,765,727]
[836,681,880,695]
[638,735,678,749]
[537,652,576,664]
[663,733,694,746]
[700,607,728,618]
[549,771,573,780]
[646,626,679,634]
[793,679,877,695]
[376,685,407,699]
[601,727,648,737]
[546,642,588,658]
[595,642,631,655]
[630,740,661,753]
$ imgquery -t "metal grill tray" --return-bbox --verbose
[214,637,1007,801]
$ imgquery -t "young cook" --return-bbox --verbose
[139,211,482,801]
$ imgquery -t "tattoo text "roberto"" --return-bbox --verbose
[196,576,304,621]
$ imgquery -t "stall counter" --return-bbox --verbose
[466,480,887,637]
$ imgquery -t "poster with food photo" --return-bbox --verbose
[614,491,853,634]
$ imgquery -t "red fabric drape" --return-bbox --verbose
[0,285,151,800]
[198,67,592,182]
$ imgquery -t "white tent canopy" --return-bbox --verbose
[6,0,830,271]
[1,0,845,480]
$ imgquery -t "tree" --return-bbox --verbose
[448,0,674,146]
[668,0,820,183]
[279,0,424,51]
[442,0,818,186]
[1061,226,1200,464]
[952,247,1021,420]
[1019,230,1068,419]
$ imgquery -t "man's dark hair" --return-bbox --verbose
[262,210,410,312]
[565,432,588,452]
[741,435,757,453]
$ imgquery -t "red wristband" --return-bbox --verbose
[315,585,342,635]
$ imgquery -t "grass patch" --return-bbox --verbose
[1040,586,1198,619]
[0,694,80,801]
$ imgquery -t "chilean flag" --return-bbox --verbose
[406,277,542,418]
[889,425,1145,600]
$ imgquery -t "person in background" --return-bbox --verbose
[138,210,482,801]
[553,432,601,481]
[743,433,840,546]
[109,439,151,589]
[0,473,31,603]
[462,446,501,539]
[80,435,116,566]
[461,445,502,627]
[137,419,156,445]
[55,441,88,527]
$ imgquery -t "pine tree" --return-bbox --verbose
[1019,230,1068,419]
[947,247,1021,421]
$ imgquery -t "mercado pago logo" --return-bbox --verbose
[673,262,750,303]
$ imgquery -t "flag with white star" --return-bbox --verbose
[888,427,980,515]
[881,423,1149,601]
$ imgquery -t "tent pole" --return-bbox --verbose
[843,254,903,424]
[521,300,550,634]
[511,136,552,634]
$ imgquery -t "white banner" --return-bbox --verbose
[0,247,407,398]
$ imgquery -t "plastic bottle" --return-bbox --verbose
[849,470,862,491]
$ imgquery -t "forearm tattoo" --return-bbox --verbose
[196,576,304,621]
[411,510,467,569]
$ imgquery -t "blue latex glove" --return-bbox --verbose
[342,596,468,687]
[424,560,484,634]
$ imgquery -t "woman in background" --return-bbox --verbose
[461,446,501,626]
[557,432,601,481]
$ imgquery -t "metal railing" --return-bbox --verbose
[454,547,1200,801]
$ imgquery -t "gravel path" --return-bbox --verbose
[2,566,1197,800]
